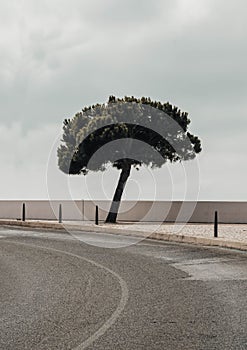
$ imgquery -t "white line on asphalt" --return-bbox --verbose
[1,239,129,350]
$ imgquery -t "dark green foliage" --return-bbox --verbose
[58,96,202,175]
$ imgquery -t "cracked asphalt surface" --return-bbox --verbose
[0,226,246,349]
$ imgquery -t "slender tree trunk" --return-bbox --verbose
[105,164,131,223]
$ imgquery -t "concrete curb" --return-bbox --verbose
[0,220,247,252]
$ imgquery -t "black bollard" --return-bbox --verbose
[214,211,218,238]
[95,205,99,225]
[59,204,62,223]
[22,203,26,222]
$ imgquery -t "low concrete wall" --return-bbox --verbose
[85,201,247,223]
[0,200,246,223]
[0,200,83,221]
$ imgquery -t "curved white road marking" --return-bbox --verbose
[1,239,129,350]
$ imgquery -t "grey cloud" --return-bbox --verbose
[75,0,166,24]
[0,0,246,200]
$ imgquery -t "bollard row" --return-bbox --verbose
[21,203,63,224]
[20,204,218,233]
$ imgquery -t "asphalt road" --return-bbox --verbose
[0,226,246,350]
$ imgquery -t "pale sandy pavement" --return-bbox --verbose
[47,221,247,244]
[96,222,247,243]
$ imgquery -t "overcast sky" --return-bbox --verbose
[0,0,246,201]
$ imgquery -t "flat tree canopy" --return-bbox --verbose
[57,96,202,223]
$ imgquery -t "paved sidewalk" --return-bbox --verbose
[104,222,247,244]
[1,220,247,250]
[39,220,247,244]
